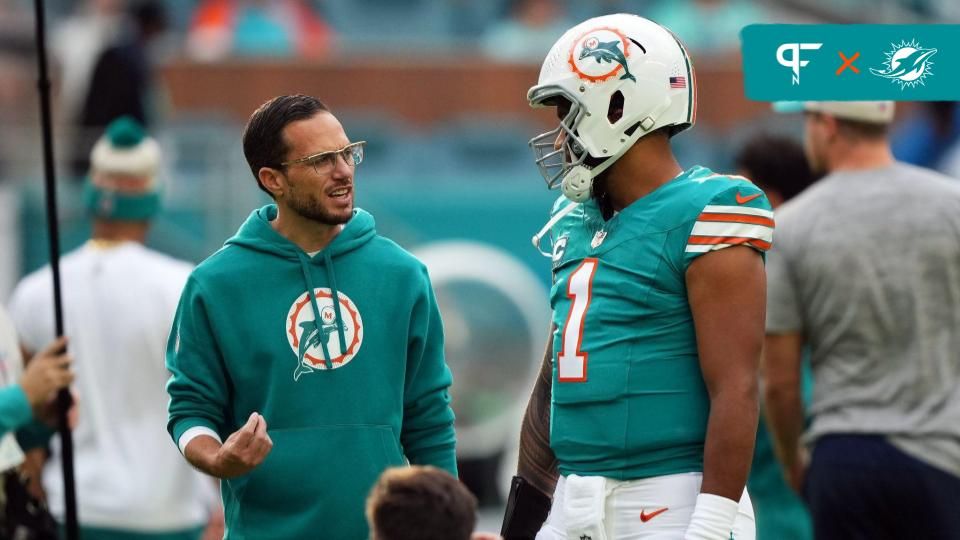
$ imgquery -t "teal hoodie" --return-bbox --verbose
[166,205,456,540]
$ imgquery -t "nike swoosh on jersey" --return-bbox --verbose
[640,507,669,522]
[735,192,762,204]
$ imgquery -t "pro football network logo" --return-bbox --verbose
[568,27,637,83]
[776,42,822,85]
[870,39,937,89]
[286,288,363,381]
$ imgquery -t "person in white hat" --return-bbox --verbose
[765,101,960,538]
[7,117,221,540]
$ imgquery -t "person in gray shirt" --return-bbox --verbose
[764,101,960,540]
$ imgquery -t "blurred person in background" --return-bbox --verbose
[186,0,332,62]
[765,101,960,539]
[165,94,456,539]
[481,0,570,64]
[0,310,71,540]
[504,14,771,540]
[367,466,502,540]
[8,117,220,540]
[734,134,817,208]
[51,0,125,134]
[734,134,815,540]
[70,0,169,179]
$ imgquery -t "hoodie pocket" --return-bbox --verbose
[228,425,404,540]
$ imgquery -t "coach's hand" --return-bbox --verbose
[20,336,73,409]
[213,412,273,478]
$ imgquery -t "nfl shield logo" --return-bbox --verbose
[591,230,607,249]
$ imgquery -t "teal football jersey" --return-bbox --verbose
[546,165,774,480]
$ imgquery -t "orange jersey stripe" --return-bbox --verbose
[697,213,775,227]
[688,236,773,250]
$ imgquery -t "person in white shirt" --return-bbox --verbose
[8,117,219,540]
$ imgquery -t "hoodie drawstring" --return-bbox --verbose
[323,251,348,355]
[296,251,347,370]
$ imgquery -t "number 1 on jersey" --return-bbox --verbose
[558,258,597,382]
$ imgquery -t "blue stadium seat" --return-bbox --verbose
[319,0,456,48]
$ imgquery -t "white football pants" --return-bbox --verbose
[536,473,755,540]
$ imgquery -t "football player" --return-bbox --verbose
[502,14,771,540]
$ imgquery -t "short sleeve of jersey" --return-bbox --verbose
[682,181,774,268]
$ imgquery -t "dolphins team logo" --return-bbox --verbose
[286,288,363,381]
[568,27,637,83]
[870,39,937,89]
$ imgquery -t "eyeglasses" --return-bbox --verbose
[280,141,366,175]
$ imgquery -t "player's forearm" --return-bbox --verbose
[517,338,558,496]
[763,379,804,468]
[700,381,758,501]
[184,435,226,478]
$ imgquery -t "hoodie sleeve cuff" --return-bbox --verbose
[172,418,221,454]
[0,386,34,432]
[178,426,222,455]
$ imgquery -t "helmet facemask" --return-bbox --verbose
[529,88,592,191]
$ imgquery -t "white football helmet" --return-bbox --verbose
[528,14,697,202]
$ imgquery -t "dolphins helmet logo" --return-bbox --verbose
[568,27,637,83]
[870,39,937,89]
[286,288,363,381]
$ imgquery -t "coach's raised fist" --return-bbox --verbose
[213,412,274,478]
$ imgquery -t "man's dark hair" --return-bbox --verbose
[734,133,816,202]
[242,94,329,196]
[367,466,477,540]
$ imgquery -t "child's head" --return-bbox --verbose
[366,466,477,540]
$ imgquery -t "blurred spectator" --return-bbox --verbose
[186,0,332,61]
[481,0,570,63]
[8,117,219,540]
[51,0,125,130]
[0,312,70,540]
[765,101,960,539]
[366,465,502,540]
[648,0,768,54]
[735,133,818,208]
[0,319,72,454]
[891,101,960,172]
[69,0,169,180]
[734,133,815,540]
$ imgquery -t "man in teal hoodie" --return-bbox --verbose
[166,95,458,539]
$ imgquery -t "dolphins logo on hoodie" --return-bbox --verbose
[870,39,937,89]
[286,289,364,380]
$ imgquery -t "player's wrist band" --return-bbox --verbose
[501,475,552,540]
[683,493,739,540]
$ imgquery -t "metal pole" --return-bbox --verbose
[31,1,79,538]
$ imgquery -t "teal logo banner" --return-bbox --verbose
[741,25,960,100]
